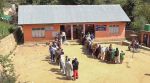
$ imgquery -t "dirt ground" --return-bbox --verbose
[12,44,150,83]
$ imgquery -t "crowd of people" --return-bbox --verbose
[81,32,95,45]
[128,39,140,52]
[49,31,79,80]
[81,32,125,64]
[48,31,128,81]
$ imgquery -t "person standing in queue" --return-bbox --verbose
[66,58,73,80]
[72,57,79,80]
[61,31,66,43]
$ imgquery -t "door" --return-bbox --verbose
[73,24,83,39]
[85,24,95,36]
[143,34,148,46]
[60,25,65,32]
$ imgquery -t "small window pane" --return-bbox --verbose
[32,28,45,38]
[109,25,119,34]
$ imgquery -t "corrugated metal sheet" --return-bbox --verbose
[18,5,130,24]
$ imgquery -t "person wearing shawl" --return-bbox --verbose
[120,51,125,64]
[65,58,73,80]
[114,48,119,64]
[60,52,65,75]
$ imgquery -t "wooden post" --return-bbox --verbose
[71,24,73,40]
[148,34,150,47]
[141,32,143,44]
[83,24,85,34]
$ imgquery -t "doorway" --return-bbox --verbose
[143,34,148,46]
[60,25,65,32]
[85,24,95,36]
[73,24,83,39]
[60,25,71,40]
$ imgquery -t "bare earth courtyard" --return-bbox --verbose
[12,44,150,83]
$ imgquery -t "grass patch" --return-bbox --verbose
[0,21,16,39]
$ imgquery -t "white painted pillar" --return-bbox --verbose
[71,24,73,40]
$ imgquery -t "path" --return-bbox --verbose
[13,44,150,83]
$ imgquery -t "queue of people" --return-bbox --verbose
[55,31,67,45]
[49,30,126,81]
[81,32,95,45]
[92,44,125,64]
[49,33,79,80]
[81,32,125,64]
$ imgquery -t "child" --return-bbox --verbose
[120,51,125,64]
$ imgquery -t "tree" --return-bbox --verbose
[132,16,147,31]
[0,0,5,12]
[131,0,150,31]
[17,0,59,5]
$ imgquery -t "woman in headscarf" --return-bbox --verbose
[94,44,101,59]
[120,51,125,64]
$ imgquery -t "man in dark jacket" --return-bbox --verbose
[72,58,79,80]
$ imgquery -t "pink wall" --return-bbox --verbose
[23,24,60,42]
[94,22,126,41]
[22,22,126,42]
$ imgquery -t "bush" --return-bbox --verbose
[0,21,16,39]
[0,55,16,83]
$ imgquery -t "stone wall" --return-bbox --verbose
[0,33,17,56]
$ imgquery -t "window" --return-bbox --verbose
[95,25,107,31]
[109,25,119,34]
[32,28,45,38]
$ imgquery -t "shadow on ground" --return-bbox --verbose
[43,56,69,81]
[49,68,68,80]
[81,46,94,59]
[144,73,150,76]
[42,55,58,66]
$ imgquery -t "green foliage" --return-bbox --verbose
[0,21,15,39]
[112,0,127,6]
[17,0,59,5]
[132,16,147,31]
[0,0,12,12]
[0,0,4,12]
[131,0,150,31]
[135,3,150,23]
[0,55,16,83]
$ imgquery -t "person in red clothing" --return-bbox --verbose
[72,58,79,80]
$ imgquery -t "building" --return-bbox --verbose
[18,5,130,42]
[140,24,150,47]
